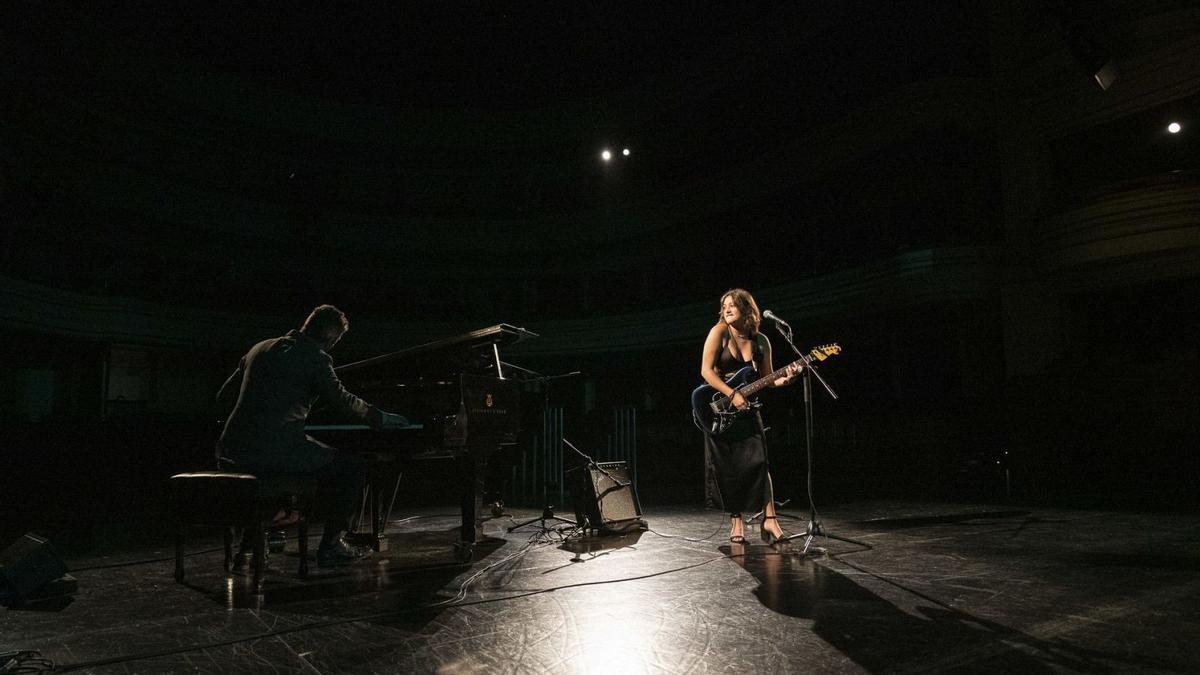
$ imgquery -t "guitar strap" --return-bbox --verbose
[723,324,759,373]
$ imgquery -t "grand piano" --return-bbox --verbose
[305,323,537,561]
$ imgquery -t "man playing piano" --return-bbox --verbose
[216,304,408,568]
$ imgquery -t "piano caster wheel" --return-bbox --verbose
[489,501,505,519]
[453,542,474,563]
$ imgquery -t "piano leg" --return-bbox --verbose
[454,452,487,562]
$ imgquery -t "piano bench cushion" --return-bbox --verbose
[169,472,316,525]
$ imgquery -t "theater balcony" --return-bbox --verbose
[1038,172,1200,291]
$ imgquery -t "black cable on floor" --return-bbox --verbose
[645,523,725,542]
[1,649,54,673]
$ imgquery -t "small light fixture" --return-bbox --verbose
[601,149,612,162]
[622,148,630,156]
[1167,122,1182,134]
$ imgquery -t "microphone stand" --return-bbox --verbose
[768,314,848,556]
[504,369,582,533]
[563,438,629,490]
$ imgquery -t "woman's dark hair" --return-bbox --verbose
[718,288,761,335]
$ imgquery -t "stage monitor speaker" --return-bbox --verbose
[0,533,68,603]
[570,461,646,533]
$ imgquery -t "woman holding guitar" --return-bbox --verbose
[700,288,800,545]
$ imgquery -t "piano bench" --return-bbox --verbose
[169,471,317,592]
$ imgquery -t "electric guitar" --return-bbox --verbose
[691,343,841,436]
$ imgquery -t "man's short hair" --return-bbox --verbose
[301,304,349,337]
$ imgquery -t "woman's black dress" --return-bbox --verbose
[703,331,772,515]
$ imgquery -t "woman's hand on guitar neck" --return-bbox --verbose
[774,362,803,387]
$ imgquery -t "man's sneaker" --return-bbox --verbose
[316,539,372,568]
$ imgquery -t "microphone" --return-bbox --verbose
[762,309,789,326]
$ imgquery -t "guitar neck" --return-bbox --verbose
[736,354,813,397]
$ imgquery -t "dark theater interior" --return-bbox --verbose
[2,1,1199,672]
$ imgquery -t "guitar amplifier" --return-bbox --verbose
[569,461,646,533]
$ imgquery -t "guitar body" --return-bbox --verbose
[691,343,841,437]
[691,366,758,437]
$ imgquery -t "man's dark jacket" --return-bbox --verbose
[218,329,378,467]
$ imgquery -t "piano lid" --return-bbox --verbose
[336,323,538,376]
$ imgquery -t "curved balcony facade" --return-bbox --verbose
[1039,174,1200,290]
[0,246,1002,357]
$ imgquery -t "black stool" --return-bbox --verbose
[170,471,316,591]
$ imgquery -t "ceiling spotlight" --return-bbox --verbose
[622,148,630,156]
[601,149,612,162]
[1092,60,1117,91]
[1167,122,1182,134]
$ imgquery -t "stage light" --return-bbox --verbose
[1167,122,1182,134]
[1092,60,1117,91]
[1053,4,1118,91]
[601,149,612,162]
[622,148,630,156]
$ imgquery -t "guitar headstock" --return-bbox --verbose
[809,343,841,361]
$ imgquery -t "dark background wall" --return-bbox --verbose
[2,0,1199,551]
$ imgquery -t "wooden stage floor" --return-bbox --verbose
[2,501,1198,673]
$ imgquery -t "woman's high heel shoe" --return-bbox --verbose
[729,514,746,544]
[760,515,787,545]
